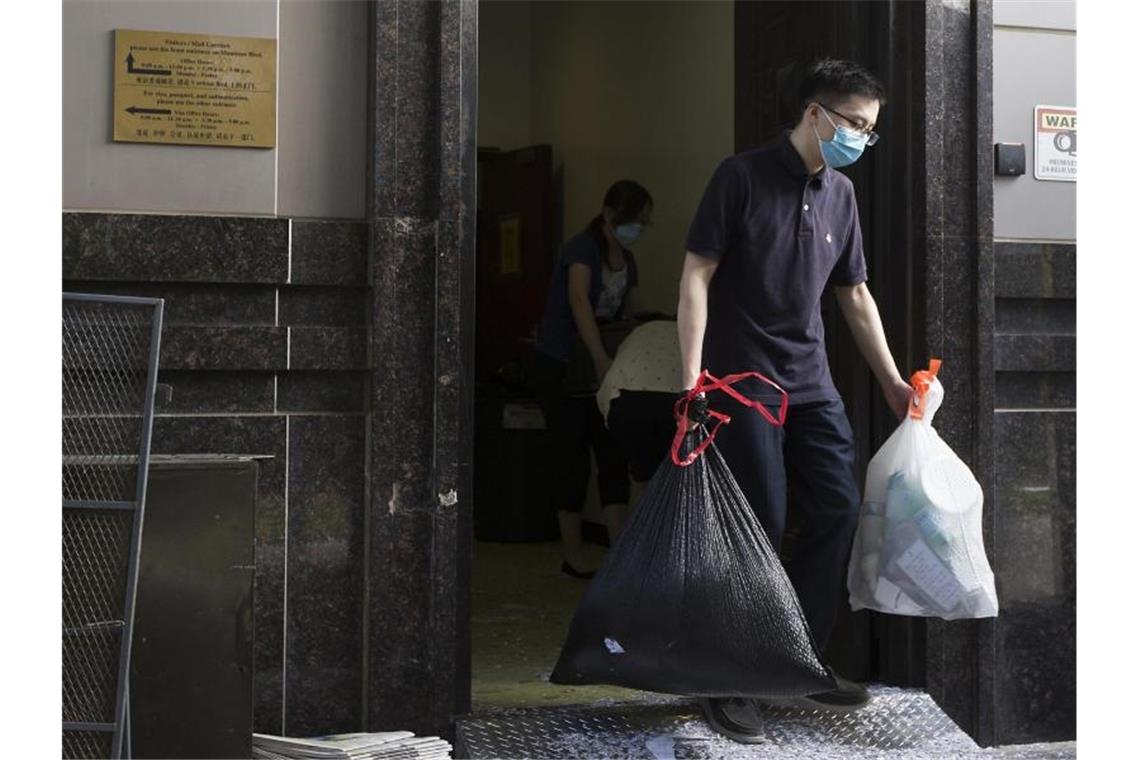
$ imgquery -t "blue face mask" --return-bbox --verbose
[814,106,870,168]
[613,223,643,247]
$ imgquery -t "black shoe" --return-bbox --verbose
[699,697,767,744]
[560,560,595,580]
[755,668,871,713]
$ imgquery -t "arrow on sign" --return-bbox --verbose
[125,106,172,115]
[126,52,172,77]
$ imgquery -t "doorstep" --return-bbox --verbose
[454,685,1076,759]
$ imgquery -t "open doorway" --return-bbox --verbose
[468,0,920,714]
[471,0,736,711]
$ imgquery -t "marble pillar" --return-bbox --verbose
[365,0,477,740]
[920,0,1000,747]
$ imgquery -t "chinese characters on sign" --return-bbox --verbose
[113,29,277,148]
[1034,105,1076,182]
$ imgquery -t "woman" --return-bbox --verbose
[534,179,653,579]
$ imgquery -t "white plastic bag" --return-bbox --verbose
[847,360,999,619]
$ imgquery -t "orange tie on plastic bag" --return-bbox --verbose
[908,358,942,420]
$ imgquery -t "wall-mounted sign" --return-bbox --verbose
[113,29,277,148]
[1034,105,1076,182]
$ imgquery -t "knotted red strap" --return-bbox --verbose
[670,370,790,467]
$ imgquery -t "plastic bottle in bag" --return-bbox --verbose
[847,360,999,620]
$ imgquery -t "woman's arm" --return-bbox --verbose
[568,262,612,377]
[622,285,642,320]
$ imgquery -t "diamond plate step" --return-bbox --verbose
[455,686,1076,759]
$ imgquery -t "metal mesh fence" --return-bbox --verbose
[63,299,155,503]
[63,730,113,760]
[62,294,162,760]
[63,625,123,724]
[63,510,133,628]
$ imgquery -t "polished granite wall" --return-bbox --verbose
[919,0,1000,747]
[364,0,477,739]
[63,212,369,737]
[62,0,477,743]
[923,4,1075,747]
[993,241,1076,744]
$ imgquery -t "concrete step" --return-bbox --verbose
[455,686,1076,759]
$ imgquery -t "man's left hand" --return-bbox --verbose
[882,377,914,421]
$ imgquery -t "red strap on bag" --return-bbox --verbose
[670,370,790,467]
[907,358,942,420]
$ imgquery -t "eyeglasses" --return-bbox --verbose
[818,103,880,146]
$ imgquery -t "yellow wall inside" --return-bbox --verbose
[477,1,534,152]
[479,0,735,315]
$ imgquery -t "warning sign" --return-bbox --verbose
[113,29,277,148]
[1034,105,1076,182]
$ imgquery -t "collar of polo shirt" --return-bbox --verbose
[778,129,832,187]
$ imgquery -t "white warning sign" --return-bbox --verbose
[1034,105,1076,182]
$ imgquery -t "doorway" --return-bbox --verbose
[471,0,737,711]
[469,0,920,714]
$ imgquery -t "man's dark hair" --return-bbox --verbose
[797,58,887,113]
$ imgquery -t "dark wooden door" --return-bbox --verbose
[475,145,556,384]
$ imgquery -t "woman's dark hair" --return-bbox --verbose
[587,180,653,243]
[796,58,887,114]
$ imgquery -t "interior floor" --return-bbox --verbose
[471,537,663,710]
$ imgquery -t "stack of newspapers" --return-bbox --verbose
[253,731,452,760]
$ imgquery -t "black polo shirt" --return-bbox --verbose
[684,131,867,404]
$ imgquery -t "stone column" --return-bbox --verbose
[920,0,999,747]
[365,0,477,739]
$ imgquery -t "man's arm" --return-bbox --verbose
[834,282,913,419]
[677,252,719,389]
[568,262,611,378]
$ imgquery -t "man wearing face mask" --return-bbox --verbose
[677,59,913,740]
[534,180,653,579]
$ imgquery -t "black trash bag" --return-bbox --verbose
[549,371,837,698]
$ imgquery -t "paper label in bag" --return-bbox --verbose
[874,576,924,614]
[895,539,963,611]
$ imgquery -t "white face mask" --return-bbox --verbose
[613,223,643,247]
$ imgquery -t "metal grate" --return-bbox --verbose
[455,688,1077,759]
[63,298,154,504]
[63,731,114,760]
[63,510,133,626]
[62,293,163,760]
[63,625,123,723]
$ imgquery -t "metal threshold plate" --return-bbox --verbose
[455,686,1076,759]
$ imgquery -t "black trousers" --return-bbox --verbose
[533,351,630,513]
[708,394,862,652]
[606,390,678,483]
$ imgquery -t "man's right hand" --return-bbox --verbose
[678,391,710,432]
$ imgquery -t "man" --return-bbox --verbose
[677,59,913,742]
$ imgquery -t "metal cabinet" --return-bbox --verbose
[129,455,263,759]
